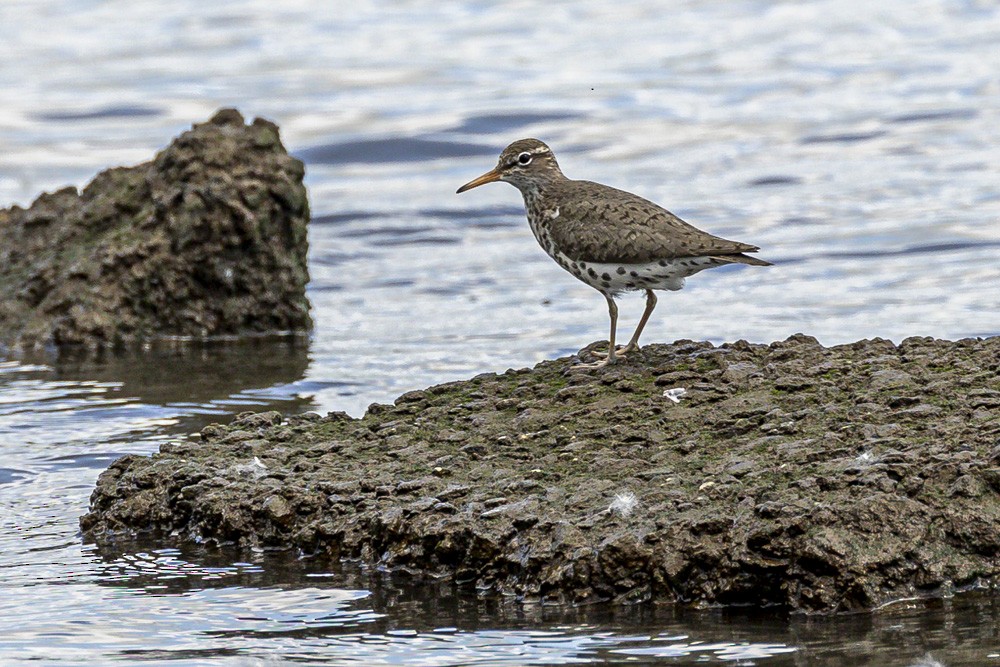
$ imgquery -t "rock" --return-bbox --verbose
[0,109,311,351]
[81,335,1000,613]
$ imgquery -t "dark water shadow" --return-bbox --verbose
[43,336,312,408]
[801,130,887,144]
[420,205,523,221]
[311,211,383,225]
[0,467,32,484]
[116,648,243,662]
[1,337,317,449]
[888,108,978,124]
[33,105,163,122]
[338,224,438,239]
[747,175,803,187]
[311,206,522,229]
[296,137,496,165]
[448,111,581,135]
[376,236,460,247]
[824,239,1000,260]
[309,207,523,254]
[777,238,1000,267]
[85,541,1000,666]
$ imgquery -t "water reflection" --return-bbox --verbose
[50,337,310,405]
[0,338,317,619]
[53,543,1000,666]
[0,337,314,449]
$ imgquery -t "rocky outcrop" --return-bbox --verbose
[0,109,311,351]
[81,335,1000,613]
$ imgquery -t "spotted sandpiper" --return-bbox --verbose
[457,138,772,368]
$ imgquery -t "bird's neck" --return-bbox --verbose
[519,176,568,257]
[519,183,543,210]
[517,173,567,210]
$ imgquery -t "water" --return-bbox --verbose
[2,0,999,664]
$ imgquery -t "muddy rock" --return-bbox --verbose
[81,335,1000,613]
[0,109,310,350]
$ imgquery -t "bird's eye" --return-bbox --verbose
[517,152,532,165]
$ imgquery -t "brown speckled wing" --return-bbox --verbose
[549,180,762,264]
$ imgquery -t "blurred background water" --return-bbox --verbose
[1,0,999,664]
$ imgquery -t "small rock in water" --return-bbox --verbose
[0,108,311,351]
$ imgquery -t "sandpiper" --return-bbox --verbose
[457,138,771,368]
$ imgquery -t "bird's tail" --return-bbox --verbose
[712,253,773,267]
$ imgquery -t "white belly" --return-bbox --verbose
[550,251,726,295]
[526,208,725,295]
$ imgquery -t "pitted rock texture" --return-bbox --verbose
[82,335,1000,613]
[0,108,310,350]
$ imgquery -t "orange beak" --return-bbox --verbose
[456,167,502,194]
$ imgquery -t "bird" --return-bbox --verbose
[457,138,771,369]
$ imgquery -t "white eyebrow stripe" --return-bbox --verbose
[505,146,550,165]
[513,147,549,157]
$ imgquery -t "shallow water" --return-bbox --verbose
[2,0,1000,664]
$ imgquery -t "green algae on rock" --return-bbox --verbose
[0,108,311,351]
[81,335,1000,613]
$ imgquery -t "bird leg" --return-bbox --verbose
[575,294,621,369]
[621,289,657,354]
[590,289,658,359]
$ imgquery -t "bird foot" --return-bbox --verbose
[591,345,640,359]
[573,346,631,370]
[571,355,619,370]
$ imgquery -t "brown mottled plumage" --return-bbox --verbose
[546,180,767,264]
[458,138,771,368]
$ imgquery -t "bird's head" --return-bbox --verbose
[457,138,563,194]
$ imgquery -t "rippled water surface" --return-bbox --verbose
[2,0,1000,664]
